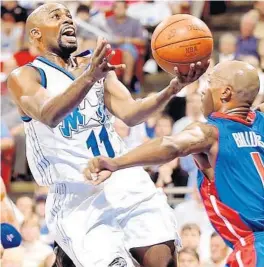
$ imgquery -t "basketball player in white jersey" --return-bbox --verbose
[7,3,206,267]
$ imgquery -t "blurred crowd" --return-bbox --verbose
[1,0,264,267]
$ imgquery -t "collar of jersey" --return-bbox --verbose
[211,111,256,126]
[36,56,75,80]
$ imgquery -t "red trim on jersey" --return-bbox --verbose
[211,111,256,126]
[200,177,253,247]
[226,233,257,267]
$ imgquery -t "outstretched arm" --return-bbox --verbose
[104,62,208,126]
[8,39,124,128]
[84,122,218,184]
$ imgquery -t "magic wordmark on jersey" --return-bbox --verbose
[59,89,107,138]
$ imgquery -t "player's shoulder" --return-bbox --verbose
[8,64,40,84]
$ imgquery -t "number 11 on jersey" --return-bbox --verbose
[86,126,115,158]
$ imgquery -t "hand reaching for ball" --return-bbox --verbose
[169,60,210,94]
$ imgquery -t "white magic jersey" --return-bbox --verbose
[23,56,129,186]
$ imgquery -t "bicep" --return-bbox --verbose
[7,67,51,121]
[164,123,216,157]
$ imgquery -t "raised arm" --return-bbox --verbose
[8,39,124,128]
[84,122,218,184]
[104,62,208,126]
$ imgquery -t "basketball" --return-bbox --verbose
[151,14,213,75]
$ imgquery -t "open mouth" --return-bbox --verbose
[61,26,76,42]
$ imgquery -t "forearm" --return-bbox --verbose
[125,86,173,126]
[113,136,178,169]
[38,70,96,127]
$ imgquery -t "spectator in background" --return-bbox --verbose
[172,93,206,190]
[1,1,28,24]
[174,188,214,261]
[16,196,34,221]
[1,57,28,180]
[75,3,113,51]
[248,1,264,40]
[235,13,259,59]
[259,39,264,71]
[153,115,188,190]
[126,0,172,27]
[202,233,229,267]
[1,14,23,53]
[216,33,236,63]
[113,117,148,150]
[180,223,201,254]
[1,121,15,190]
[21,218,54,267]
[178,248,200,267]
[107,0,146,88]
[173,93,205,134]
[0,121,14,153]
[93,0,115,13]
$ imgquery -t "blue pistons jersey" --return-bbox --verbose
[197,111,264,249]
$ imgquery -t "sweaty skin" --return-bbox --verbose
[84,60,261,184]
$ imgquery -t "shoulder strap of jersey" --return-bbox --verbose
[21,63,47,123]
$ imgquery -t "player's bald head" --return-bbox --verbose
[26,3,67,38]
[25,2,77,56]
[210,60,260,104]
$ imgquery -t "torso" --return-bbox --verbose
[196,111,264,249]
[22,55,128,186]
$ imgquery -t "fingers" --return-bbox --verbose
[107,63,126,71]
[90,170,112,185]
[93,37,107,58]
[106,50,115,62]
[191,61,203,81]
[97,44,111,64]
[187,63,196,81]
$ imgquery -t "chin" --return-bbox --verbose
[61,44,78,55]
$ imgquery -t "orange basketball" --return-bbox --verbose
[151,14,213,75]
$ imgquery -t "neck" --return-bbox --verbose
[220,105,251,119]
[41,51,72,68]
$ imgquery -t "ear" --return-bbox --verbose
[30,28,41,40]
[220,86,232,103]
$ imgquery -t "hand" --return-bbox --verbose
[83,156,119,185]
[88,37,126,81]
[169,60,210,95]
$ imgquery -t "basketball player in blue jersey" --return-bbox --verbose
[7,3,206,267]
[86,60,264,267]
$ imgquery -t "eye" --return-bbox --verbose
[66,13,72,19]
[52,13,60,20]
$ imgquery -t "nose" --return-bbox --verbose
[62,16,73,25]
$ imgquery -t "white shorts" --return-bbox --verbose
[45,168,179,267]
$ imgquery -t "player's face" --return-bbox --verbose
[40,5,77,56]
[201,71,223,117]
